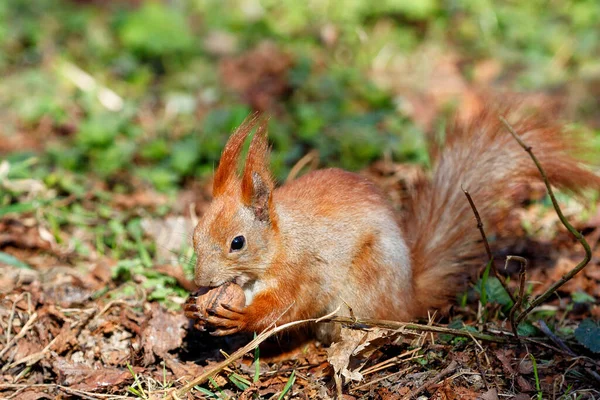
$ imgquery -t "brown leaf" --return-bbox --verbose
[0,220,51,251]
[11,339,44,365]
[377,387,401,399]
[73,367,143,392]
[517,359,534,375]
[141,303,187,365]
[53,358,95,385]
[162,353,210,380]
[12,391,52,400]
[52,322,78,354]
[434,383,480,400]
[478,388,499,400]
[495,349,515,375]
[90,259,115,285]
[327,327,388,382]
[516,375,534,393]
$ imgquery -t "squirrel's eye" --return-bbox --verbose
[230,235,245,252]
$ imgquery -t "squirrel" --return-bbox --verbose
[185,108,600,342]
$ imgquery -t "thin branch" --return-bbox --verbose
[507,255,528,340]
[0,312,38,359]
[500,116,593,326]
[286,149,319,183]
[401,360,459,400]
[537,320,576,356]
[171,307,338,399]
[462,187,516,304]
[321,316,514,344]
[171,313,515,398]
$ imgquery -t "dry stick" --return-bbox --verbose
[0,312,38,360]
[401,360,459,400]
[463,188,517,305]
[507,255,528,340]
[286,149,319,183]
[321,316,514,343]
[351,366,414,392]
[173,312,516,398]
[537,320,576,356]
[172,316,513,398]
[500,117,593,326]
[171,309,337,399]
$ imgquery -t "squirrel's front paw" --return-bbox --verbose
[183,283,246,334]
[205,304,247,336]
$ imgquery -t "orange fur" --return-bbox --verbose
[192,106,600,342]
[405,108,600,314]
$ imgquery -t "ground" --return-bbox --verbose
[1,1,600,399]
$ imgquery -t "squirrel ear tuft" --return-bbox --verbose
[241,119,274,222]
[213,113,262,197]
[248,172,271,222]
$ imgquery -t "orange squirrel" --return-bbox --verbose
[187,109,599,340]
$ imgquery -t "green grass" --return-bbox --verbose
[3,0,600,192]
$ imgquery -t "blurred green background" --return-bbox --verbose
[2,0,600,192]
[2,0,600,300]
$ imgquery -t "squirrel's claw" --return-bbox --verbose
[221,303,245,314]
[183,303,203,320]
[210,327,241,336]
[203,304,246,334]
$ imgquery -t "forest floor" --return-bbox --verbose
[1,1,600,399]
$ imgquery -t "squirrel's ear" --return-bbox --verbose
[241,120,274,222]
[213,113,261,197]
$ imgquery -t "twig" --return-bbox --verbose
[361,348,422,375]
[463,188,516,304]
[4,333,60,371]
[500,116,593,326]
[507,255,528,340]
[401,360,459,400]
[171,313,513,398]
[466,331,491,391]
[0,312,38,359]
[537,320,576,356]
[171,307,339,399]
[286,150,319,183]
[321,316,514,343]
[351,366,414,392]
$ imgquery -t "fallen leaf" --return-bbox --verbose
[327,327,388,382]
[73,367,143,391]
[517,359,533,375]
[516,375,534,393]
[141,303,187,365]
[13,391,52,400]
[162,353,210,380]
[478,388,499,400]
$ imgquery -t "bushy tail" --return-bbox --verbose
[404,106,600,315]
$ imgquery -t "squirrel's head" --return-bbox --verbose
[193,115,277,288]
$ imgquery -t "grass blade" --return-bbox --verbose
[277,370,296,400]
[0,251,32,269]
[0,202,37,218]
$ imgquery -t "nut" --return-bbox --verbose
[184,282,246,330]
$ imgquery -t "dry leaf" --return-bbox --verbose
[327,327,387,382]
[141,303,187,365]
